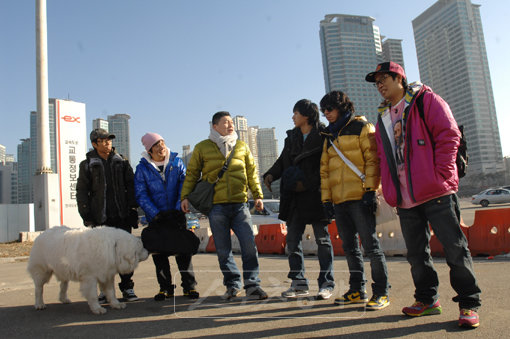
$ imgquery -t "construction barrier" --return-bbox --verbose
[231,225,259,253]
[467,208,510,256]
[377,218,407,256]
[194,227,212,253]
[328,221,345,256]
[255,223,287,254]
[300,225,318,255]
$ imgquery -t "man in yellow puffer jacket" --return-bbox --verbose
[319,91,390,311]
[181,111,267,301]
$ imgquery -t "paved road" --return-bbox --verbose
[1,198,509,338]
[1,251,509,338]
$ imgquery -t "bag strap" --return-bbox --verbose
[328,138,366,182]
[215,143,236,182]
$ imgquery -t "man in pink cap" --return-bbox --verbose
[366,61,481,328]
[134,132,199,300]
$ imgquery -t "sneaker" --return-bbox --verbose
[366,295,390,311]
[334,290,368,305]
[246,286,268,300]
[281,287,310,298]
[183,289,200,299]
[122,289,139,302]
[98,293,107,304]
[402,300,442,316]
[459,309,479,328]
[154,290,174,301]
[317,288,333,300]
[221,287,241,300]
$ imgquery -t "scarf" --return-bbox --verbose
[328,111,353,136]
[209,128,238,157]
[141,147,170,181]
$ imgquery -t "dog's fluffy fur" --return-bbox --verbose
[27,226,149,314]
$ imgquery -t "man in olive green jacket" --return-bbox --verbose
[181,111,267,301]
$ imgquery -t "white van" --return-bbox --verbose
[248,199,284,225]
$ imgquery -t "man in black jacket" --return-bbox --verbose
[77,128,139,302]
[264,99,335,300]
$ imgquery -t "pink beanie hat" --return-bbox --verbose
[141,132,164,152]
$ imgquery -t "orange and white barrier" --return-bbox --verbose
[255,223,287,254]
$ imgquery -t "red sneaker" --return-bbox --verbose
[402,300,442,316]
[459,309,479,328]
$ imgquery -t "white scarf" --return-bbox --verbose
[209,128,238,157]
[141,147,170,180]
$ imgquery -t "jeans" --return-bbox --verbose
[152,253,197,291]
[398,194,481,310]
[286,214,334,290]
[208,203,261,290]
[334,200,390,296]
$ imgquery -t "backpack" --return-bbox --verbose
[415,94,468,178]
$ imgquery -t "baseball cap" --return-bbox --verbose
[365,61,406,82]
[90,128,115,142]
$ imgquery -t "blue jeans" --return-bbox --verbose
[397,194,481,310]
[334,200,390,296]
[208,203,261,290]
[286,215,334,290]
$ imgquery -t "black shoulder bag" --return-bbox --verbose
[187,146,236,215]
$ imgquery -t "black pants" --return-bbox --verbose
[152,253,197,292]
[104,218,135,292]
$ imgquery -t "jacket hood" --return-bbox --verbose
[139,147,174,171]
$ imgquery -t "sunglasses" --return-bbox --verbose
[320,106,334,113]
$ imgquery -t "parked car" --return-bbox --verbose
[248,199,283,225]
[471,188,510,207]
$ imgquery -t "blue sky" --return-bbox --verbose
[1,0,509,162]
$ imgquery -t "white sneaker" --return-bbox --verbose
[98,293,107,304]
[281,287,309,298]
[317,288,333,300]
[221,287,240,300]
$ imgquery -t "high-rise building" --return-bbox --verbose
[320,14,393,122]
[233,115,249,144]
[247,126,259,175]
[0,144,5,164]
[257,128,279,199]
[413,0,503,174]
[107,114,131,161]
[5,154,14,163]
[182,145,191,167]
[92,118,109,131]
[382,38,405,70]
[17,138,31,204]
[0,161,18,204]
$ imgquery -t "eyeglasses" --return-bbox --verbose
[373,74,391,87]
[320,106,334,113]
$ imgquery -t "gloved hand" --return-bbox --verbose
[323,202,335,220]
[153,210,172,222]
[362,191,378,215]
[263,174,273,192]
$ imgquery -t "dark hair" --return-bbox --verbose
[212,111,231,125]
[389,72,408,90]
[293,99,319,127]
[320,91,355,115]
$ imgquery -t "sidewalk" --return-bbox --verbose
[1,253,508,338]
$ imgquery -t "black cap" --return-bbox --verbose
[90,128,115,142]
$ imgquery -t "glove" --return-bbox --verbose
[323,202,335,220]
[263,174,273,192]
[362,191,378,215]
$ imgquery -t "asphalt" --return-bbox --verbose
[1,199,509,338]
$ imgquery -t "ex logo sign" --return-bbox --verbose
[61,115,81,123]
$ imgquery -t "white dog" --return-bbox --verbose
[27,225,149,314]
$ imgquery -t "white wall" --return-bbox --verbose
[0,204,35,243]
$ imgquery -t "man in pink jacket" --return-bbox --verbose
[366,62,481,328]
